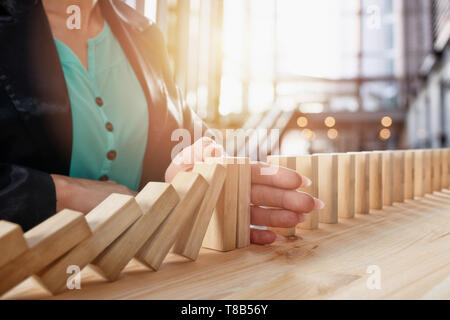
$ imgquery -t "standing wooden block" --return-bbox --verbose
[351,152,370,214]
[432,149,442,192]
[136,172,208,270]
[172,163,226,259]
[296,155,319,229]
[369,152,383,210]
[266,156,297,235]
[0,210,91,295]
[337,153,355,219]
[236,158,251,248]
[0,221,27,269]
[381,151,393,206]
[316,153,338,224]
[441,149,449,189]
[91,183,180,281]
[413,150,425,198]
[424,150,433,194]
[202,157,239,251]
[404,150,414,200]
[36,195,142,294]
[392,151,405,203]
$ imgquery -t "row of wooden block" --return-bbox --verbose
[0,158,251,296]
[267,148,450,236]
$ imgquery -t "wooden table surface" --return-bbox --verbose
[4,190,450,300]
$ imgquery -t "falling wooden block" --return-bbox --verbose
[0,221,27,269]
[337,153,355,219]
[404,150,414,200]
[351,152,370,214]
[369,151,383,210]
[424,150,433,194]
[441,149,449,189]
[413,150,425,198]
[315,153,338,224]
[296,155,319,229]
[266,156,297,235]
[91,183,180,281]
[0,210,91,295]
[136,172,208,270]
[432,149,442,192]
[202,157,239,251]
[172,163,226,259]
[381,151,393,206]
[36,194,142,294]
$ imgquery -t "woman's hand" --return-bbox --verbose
[51,174,137,214]
[165,137,324,245]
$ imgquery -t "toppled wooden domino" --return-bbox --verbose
[173,163,227,259]
[36,194,142,294]
[0,210,91,295]
[0,221,27,269]
[202,157,239,251]
[136,172,208,270]
[91,183,180,281]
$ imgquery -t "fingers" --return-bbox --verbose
[165,137,224,182]
[251,162,311,190]
[251,184,323,213]
[251,206,305,227]
[250,228,277,245]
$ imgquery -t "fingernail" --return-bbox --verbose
[275,234,286,241]
[314,198,325,210]
[300,176,312,188]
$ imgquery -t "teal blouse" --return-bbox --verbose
[54,22,149,191]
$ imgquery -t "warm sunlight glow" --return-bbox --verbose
[297,116,308,128]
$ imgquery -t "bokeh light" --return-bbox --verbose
[324,116,336,128]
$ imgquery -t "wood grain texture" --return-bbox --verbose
[91,183,179,281]
[350,152,370,214]
[173,163,226,259]
[381,151,393,206]
[0,221,27,269]
[441,149,449,189]
[316,154,338,224]
[424,150,433,194]
[432,149,442,192]
[136,172,208,270]
[404,151,414,200]
[369,152,382,210]
[337,153,355,219]
[0,210,91,295]
[392,151,405,202]
[36,195,142,294]
[7,190,450,300]
[413,150,425,198]
[236,158,251,248]
[202,158,239,250]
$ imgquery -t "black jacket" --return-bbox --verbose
[0,0,206,231]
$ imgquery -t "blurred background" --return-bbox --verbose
[125,0,450,159]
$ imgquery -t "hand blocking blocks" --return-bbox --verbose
[0,149,448,297]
